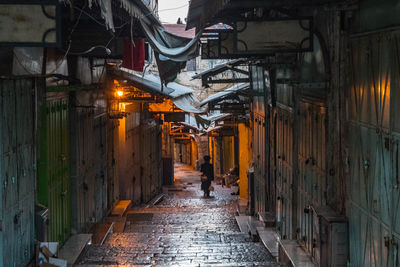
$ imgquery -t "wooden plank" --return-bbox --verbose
[110,200,131,216]
[89,222,114,245]
[105,216,126,233]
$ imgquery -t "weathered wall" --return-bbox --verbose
[255,2,400,265]
[118,112,142,203]
[107,120,119,208]
[0,78,38,266]
[118,113,162,204]
[209,136,222,176]
[174,142,191,165]
[238,123,251,200]
[346,14,400,266]
[274,106,294,240]
[196,135,209,167]
[222,136,235,173]
[140,120,163,203]
[191,139,198,169]
[69,90,111,233]
[162,122,174,184]
[251,64,268,214]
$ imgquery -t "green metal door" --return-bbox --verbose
[38,96,71,245]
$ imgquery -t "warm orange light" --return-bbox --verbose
[117,90,124,97]
[119,103,126,112]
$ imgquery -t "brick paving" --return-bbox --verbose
[76,164,279,267]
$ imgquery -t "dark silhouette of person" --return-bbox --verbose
[200,155,214,197]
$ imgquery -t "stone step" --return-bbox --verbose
[110,200,131,216]
[58,234,92,267]
[257,227,279,261]
[235,215,250,233]
[247,216,263,241]
[279,240,316,267]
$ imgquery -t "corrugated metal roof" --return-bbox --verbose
[112,67,206,113]
[113,67,173,96]
[173,94,206,113]
[163,24,196,39]
[199,113,231,122]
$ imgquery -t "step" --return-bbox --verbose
[58,234,92,267]
[89,222,114,245]
[257,227,279,261]
[247,216,263,241]
[258,212,276,227]
[111,200,131,216]
[235,215,250,233]
[279,240,316,267]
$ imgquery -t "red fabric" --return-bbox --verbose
[122,39,145,72]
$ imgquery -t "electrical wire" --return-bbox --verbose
[155,3,188,13]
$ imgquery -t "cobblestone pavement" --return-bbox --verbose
[76,164,279,267]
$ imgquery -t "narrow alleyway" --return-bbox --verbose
[75,164,278,266]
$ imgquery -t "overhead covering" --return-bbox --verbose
[173,94,206,114]
[111,67,206,113]
[112,67,173,96]
[140,22,202,84]
[192,59,249,86]
[88,0,201,84]
[186,0,346,31]
[175,121,201,132]
[200,83,249,106]
[140,23,201,62]
[186,0,232,30]
[199,113,232,122]
[195,112,231,130]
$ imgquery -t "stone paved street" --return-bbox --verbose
[76,164,279,267]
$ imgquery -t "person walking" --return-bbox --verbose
[200,155,214,197]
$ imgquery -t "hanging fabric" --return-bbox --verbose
[122,39,145,72]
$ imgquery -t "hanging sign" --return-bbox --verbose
[201,17,313,59]
[0,1,61,47]
[234,18,313,54]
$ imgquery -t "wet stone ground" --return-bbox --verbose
[76,164,279,267]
